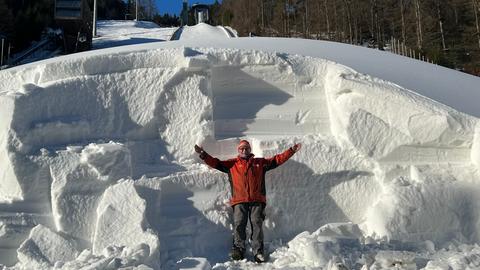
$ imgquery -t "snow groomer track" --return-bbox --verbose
[171,23,238,40]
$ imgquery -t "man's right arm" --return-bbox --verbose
[195,144,234,173]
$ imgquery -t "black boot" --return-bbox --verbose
[254,253,266,263]
[230,248,245,260]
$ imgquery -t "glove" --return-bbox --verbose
[194,144,203,154]
[291,143,302,152]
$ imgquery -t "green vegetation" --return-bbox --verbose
[0,0,479,75]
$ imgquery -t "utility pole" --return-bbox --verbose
[136,0,139,21]
[1,38,4,67]
[93,0,97,37]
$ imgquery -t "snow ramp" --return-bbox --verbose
[0,47,479,268]
[172,23,238,41]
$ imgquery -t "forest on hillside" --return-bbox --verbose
[210,0,480,76]
[0,0,163,54]
[0,0,479,76]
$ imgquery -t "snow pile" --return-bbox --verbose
[272,223,363,268]
[93,180,159,268]
[50,142,132,243]
[17,224,79,269]
[0,24,480,269]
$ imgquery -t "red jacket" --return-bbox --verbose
[200,148,296,206]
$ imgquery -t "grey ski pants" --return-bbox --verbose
[232,202,266,254]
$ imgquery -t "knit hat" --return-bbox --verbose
[237,140,251,149]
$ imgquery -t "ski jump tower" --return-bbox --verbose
[191,3,210,24]
[180,1,210,26]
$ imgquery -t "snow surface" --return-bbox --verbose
[175,24,238,41]
[0,21,480,270]
[93,20,177,49]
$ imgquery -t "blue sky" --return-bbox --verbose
[156,0,220,15]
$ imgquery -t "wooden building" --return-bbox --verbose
[55,0,93,53]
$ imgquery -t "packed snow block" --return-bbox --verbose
[346,109,411,159]
[325,69,476,159]
[158,71,214,162]
[0,212,54,266]
[37,48,187,83]
[50,142,132,242]
[0,54,183,198]
[0,81,103,201]
[93,180,160,267]
[16,224,79,269]
[259,136,380,240]
[382,164,480,242]
[0,96,22,201]
[281,222,362,269]
[209,50,331,139]
[362,164,479,243]
[8,82,100,154]
[135,169,232,263]
[80,142,132,181]
[0,145,52,204]
[7,154,54,205]
[0,220,26,266]
[288,232,340,267]
[0,48,186,90]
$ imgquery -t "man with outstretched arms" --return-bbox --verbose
[194,140,301,263]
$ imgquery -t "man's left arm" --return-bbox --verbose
[264,143,301,171]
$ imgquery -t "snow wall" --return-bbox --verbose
[0,47,479,269]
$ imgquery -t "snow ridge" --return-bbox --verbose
[0,46,479,269]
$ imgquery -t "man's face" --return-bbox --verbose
[238,145,251,158]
